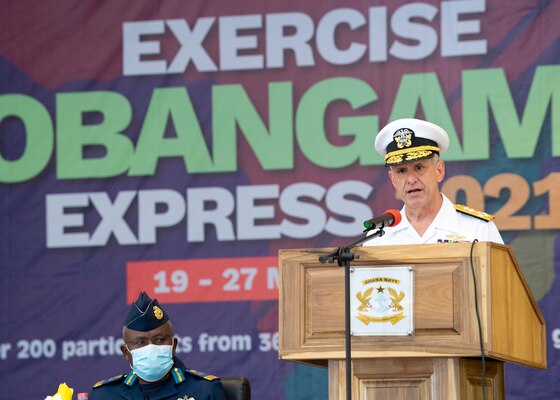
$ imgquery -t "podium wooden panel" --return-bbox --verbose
[278,242,546,399]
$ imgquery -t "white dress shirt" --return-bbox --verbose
[364,194,504,246]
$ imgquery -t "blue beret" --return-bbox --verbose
[124,292,169,331]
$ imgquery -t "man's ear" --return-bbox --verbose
[172,337,178,357]
[388,169,403,201]
[121,344,132,365]
[388,170,397,189]
[435,160,445,183]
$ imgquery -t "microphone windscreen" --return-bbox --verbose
[383,209,402,227]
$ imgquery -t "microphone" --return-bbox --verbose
[363,209,402,230]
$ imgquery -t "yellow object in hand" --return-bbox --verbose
[44,382,74,400]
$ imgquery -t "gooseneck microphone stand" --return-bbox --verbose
[318,228,387,400]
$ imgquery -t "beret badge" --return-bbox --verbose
[153,305,164,320]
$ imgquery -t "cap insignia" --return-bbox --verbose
[153,305,164,320]
[385,154,404,165]
[393,128,413,149]
[405,149,433,161]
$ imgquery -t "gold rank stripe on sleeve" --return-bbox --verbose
[455,204,495,221]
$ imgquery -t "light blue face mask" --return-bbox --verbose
[129,344,174,382]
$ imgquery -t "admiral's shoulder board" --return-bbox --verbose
[93,374,126,389]
[455,204,494,221]
[185,369,220,381]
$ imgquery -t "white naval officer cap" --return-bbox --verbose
[375,118,450,166]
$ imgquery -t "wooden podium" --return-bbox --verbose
[278,242,546,400]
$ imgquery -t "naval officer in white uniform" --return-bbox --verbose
[365,118,503,246]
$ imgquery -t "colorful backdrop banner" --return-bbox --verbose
[1,0,559,398]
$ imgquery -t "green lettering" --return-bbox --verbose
[0,94,53,183]
[212,82,294,171]
[463,66,560,159]
[130,87,213,175]
[56,91,133,179]
[389,73,464,160]
[297,77,378,168]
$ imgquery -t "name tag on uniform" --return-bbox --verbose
[437,233,467,243]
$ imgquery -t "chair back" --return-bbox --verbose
[221,376,251,400]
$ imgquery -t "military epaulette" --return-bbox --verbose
[455,204,494,221]
[185,369,220,381]
[92,374,127,389]
[171,367,186,384]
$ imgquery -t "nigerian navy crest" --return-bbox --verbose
[89,291,226,400]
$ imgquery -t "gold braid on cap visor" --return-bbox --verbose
[384,145,440,165]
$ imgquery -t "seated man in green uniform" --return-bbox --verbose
[90,291,226,399]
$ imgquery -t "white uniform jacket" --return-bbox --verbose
[364,194,504,246]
